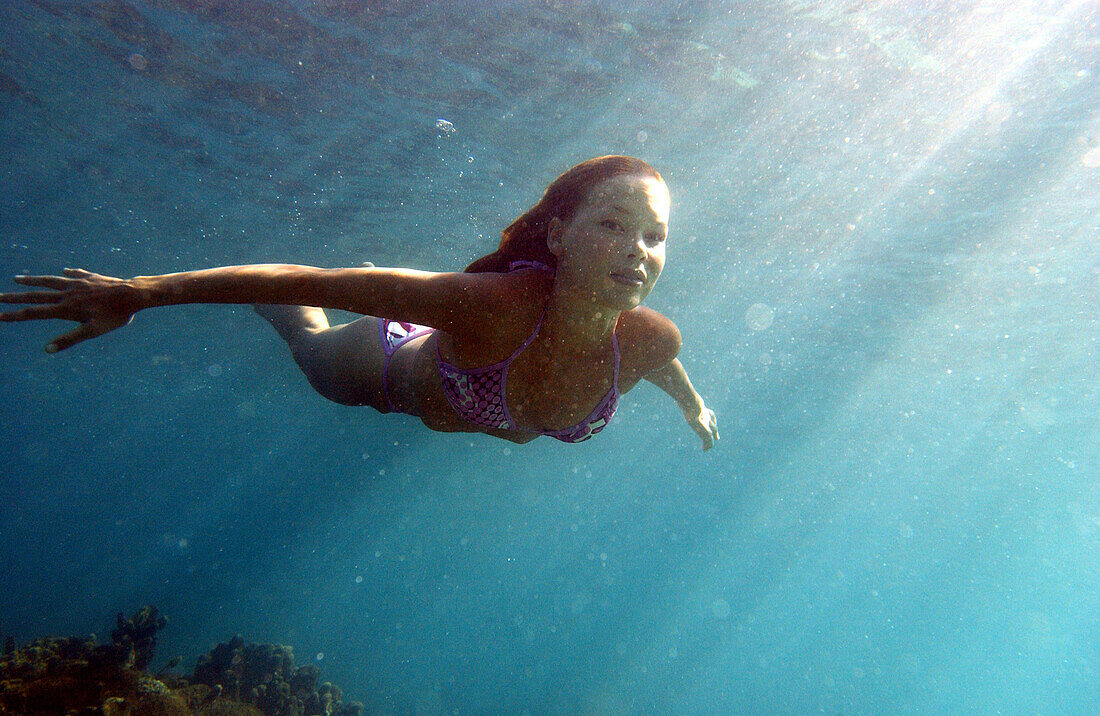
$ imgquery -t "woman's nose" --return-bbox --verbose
[626,232,648,259]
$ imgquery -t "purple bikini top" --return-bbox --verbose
[437,261,620,443]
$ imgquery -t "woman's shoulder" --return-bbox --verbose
[616,306,682,375]
[439,267,550,360]
[447,266,550,321]
[494,266,553,315]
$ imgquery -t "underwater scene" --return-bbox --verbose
[1,0,1098,713]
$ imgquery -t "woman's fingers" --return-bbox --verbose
[12,274,73,290]
[691,408,719,451]
[0,289,65,305]
[0,303,69,321]
[1,274,77,306]
[2,269,134,352]
[47,321,110,353]
[62,268,96,278]
[691,420,712,450]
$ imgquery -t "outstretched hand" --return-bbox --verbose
[0,268,141,353]
[685,404,719,451]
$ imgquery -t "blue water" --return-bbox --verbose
[1,0,1098,712]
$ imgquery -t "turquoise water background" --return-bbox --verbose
[1,1,1098,712]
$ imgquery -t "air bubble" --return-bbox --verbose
[745,303,775,331]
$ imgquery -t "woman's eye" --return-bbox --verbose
[600,219,622,231]
[646,233,665,244]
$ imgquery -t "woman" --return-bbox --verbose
[1,156,718,448]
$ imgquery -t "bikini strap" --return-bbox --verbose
[436,297,549,373]
[507,259,554,273]
[500,261,551,359]
[507,303,548,361]
[611,332,620,393]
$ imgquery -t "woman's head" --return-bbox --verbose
[547,171,670,312]
[465,156,666,275]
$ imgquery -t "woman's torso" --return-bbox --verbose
[384,268,651,443]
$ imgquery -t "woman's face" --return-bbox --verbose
[548,173,670,312]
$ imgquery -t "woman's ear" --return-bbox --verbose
[547,217,564,257]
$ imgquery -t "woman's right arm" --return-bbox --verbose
[0,264,499,353]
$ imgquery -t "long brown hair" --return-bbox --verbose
[464,155,664,273]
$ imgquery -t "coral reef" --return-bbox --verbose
[191,636,360,716]
[112,606,169,672]
[0,607,363,716]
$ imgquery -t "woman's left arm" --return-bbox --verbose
[645,358,719,451]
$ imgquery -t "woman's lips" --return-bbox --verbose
[610,272,644,286]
